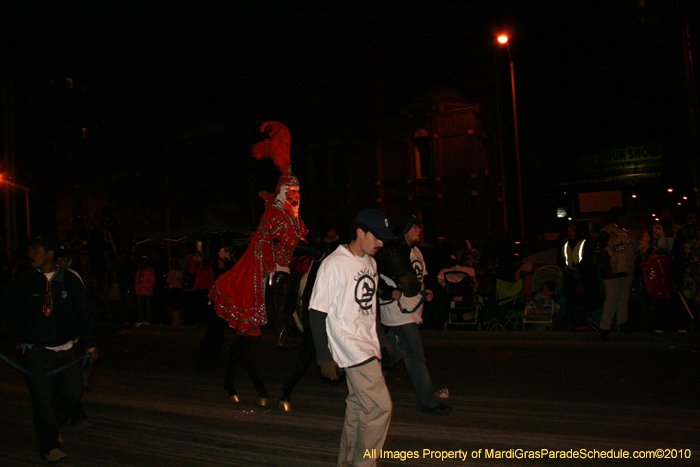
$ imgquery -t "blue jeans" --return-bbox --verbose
[387,323,439,411]
[137,295,153,323]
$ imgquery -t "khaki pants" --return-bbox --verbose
[601,275,632,330]
[338,359,392,467]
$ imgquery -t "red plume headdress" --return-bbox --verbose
[251,121,299,187]
[252,121,299,208]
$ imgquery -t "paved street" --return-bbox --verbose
[1,325,699,466]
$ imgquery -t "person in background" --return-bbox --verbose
[194,257,215,324]
[166,260,184,326]
[673,206,700,351]
[599,207,639,341]
[134,256,156,327]
[640,207,682,333]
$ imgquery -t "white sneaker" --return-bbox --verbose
[135,322,143,327]
[45,448,67,463]
[435,387,450,399]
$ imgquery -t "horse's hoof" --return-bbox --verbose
[278,400,291,412]
[229,394,241,403]
[257,396,268,407]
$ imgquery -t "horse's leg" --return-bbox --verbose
[239,335,269,407]
[197,309,225,371]
[271,272,297,348]
[278,330,316,411]
[224,335,242,402]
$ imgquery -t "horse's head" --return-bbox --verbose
[397,275,422,298]
[384,247,422,297]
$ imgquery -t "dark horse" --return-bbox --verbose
[198,257,322,412]
[375,240,424,306]
[277,258,321,411]
[278,243,424,407]
[199,239,423,411]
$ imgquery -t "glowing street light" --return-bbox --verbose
[498,34,524,238]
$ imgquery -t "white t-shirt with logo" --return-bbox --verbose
[380,246,427,326]
[309,245,381,368]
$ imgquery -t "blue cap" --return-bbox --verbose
[355,209,396,242]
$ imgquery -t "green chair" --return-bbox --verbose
[496,278,525,330]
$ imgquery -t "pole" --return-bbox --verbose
[24,187,29,238]
[506,43,525,239]
[494,48,509,233]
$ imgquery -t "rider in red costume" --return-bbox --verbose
[209,170,307,336]
[209,121,321,405]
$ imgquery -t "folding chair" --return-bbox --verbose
[494,278,525,330]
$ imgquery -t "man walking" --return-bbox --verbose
[1,236,99,463]
[309,209,395,467]
[376,214,451,415]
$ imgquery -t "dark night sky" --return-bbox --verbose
[1,0,699,234]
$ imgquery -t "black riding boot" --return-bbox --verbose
[267,271,297,348]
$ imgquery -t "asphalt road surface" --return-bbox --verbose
[1,325,699,466]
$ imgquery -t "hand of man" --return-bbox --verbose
[320,360,340,380]
[86,348,99,362]
[391,289,403,301]
[381,345,397,371]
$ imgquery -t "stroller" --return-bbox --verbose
[443,271,482,330]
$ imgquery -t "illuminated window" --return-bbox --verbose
[82,128,88,140]
[66,77,73,89]
[412,129,432,178]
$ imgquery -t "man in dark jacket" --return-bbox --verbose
[375,214,451,415]
[1,236,99,463]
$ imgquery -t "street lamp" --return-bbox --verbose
[0,175,31,238]
[498,34,524,239]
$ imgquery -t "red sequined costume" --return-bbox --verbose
[209,121,307,336]
[210,207,307,335]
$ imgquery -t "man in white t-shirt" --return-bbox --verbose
[309,209,396,467]
[376,214,452,416]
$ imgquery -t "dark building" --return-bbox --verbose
[369,88,504,245]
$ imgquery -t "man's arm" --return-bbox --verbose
[68,275,99,356]
[375,248,400,301]
[309,308,339,380]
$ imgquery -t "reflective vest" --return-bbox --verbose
[562,239,586,267]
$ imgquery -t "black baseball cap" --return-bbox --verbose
[355,209,396,242]
[392,213,423,236]
[28,236,60,253]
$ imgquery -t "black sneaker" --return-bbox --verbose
[421,401,452,416]
[600,330,610,342]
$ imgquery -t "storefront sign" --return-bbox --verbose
[601,145,662,171]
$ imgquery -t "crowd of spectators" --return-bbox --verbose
[3,204,699,344]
